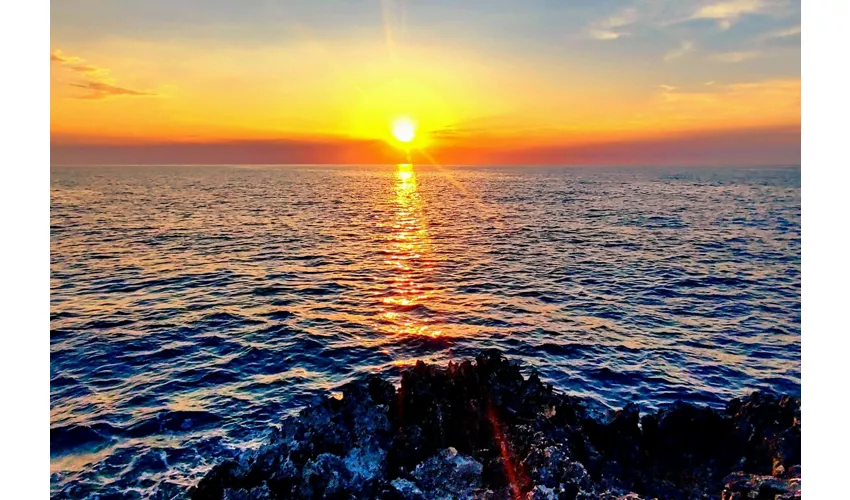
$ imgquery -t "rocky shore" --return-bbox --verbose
[188,351,800,499]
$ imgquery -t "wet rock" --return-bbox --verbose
[410,447,483,499]
[390,478,425,499]
[343,442,386,490]
[726,392,801,476]
[300,453,350,498]
[525,485,556,499]
[223,483,272,500]
[187,351,800,500]
[721,471,801,500]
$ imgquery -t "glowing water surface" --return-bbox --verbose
[50,164,800,497]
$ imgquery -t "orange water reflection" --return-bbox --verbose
[375,164,443,338]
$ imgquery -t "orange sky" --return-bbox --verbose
[50,1,800,165]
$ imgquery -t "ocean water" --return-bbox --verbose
[50,164,801,498]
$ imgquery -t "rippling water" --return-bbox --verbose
[50,164,800,498]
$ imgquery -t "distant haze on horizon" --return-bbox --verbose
[50,0,800,166]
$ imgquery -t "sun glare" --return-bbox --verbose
[391,117,416,144]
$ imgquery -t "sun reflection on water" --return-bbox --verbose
[375,164,443,338]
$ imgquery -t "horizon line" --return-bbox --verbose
[50,163,803,168]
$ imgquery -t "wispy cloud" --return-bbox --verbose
[671,0,792,30]
[68,64,104,75]
[654,78,800,119]
[759,25,801,41]
[589,30,623,40]
[51,49,155,99]
[587,7,639,40]
[50,50,82,64]
[664,41,695,61]
[70,82,155,98]
[711,50,760,62]
[690,0,767,29]
[724,79,800,95]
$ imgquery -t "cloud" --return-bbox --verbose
[51,49,154,99]
[586,7,639,40]
[691,0,765,26]
[50,50,82,64]
[664,41,695,61]
[427,114,546,143]
[589,30,623,40]
[651,78,800,127]
[68,65,111,79]
[693,0,763,18]
[659,78,799,100]
[602,8,640,28]
[724,79,800,95]
[660,84,677,92]
[70,81,156,99]
[759,25,801,41]
[711,51,760,62]
[51,51,109,77]
[686,0,791,30]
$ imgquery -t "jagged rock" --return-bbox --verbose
[410,447,483,499]
[187,350,800,500]
[222,483,272,500]
[726,392,801,476]
[390,478,425,499]
[721,471,801,500]
[300,453,350,497]
[526,484,556,499]
[343,442,386,489]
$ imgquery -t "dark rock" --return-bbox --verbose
[389,478,425,499]
[410,447,483,499]
[187,351,801,500]
[721,471,801,500]
[222,483,272,500]
[300,453,350,498]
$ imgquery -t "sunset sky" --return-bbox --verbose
[50,0,800,166]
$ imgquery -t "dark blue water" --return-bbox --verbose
[50,165,801,498]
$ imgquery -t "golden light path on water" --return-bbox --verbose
[374,167,525,500]
[375,163,443,339]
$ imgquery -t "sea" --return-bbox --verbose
[50,164,801,498]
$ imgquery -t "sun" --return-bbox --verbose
[391,117,416,144]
